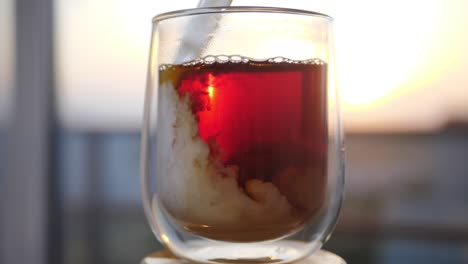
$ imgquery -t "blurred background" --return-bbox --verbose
[1,0,467,264]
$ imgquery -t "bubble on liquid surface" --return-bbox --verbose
[203,55,216,64]
[159,55,325,70]
[229,55,242,63]
[216,55,229,63]
[268,57,285,63]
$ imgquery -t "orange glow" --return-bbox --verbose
[207,73,215,99]
[207,86,214,98]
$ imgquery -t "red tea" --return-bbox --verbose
[156,56,327,241]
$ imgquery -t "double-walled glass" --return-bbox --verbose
[141,7,344,263]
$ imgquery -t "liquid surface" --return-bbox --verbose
[155,56,328,241]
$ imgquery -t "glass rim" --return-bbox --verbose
[152,6,333,23]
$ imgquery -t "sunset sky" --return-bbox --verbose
[2,0,467,132]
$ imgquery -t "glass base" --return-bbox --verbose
[141,245,346,264]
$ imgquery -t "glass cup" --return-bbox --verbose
[141,7,344,263]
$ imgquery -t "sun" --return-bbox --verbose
[335,0,441,111]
